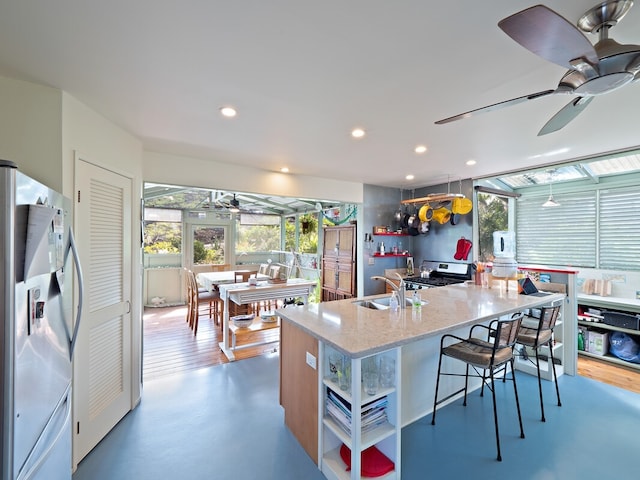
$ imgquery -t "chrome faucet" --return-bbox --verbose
[371,273,406,308]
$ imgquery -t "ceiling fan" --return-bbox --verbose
[435,1,640,135]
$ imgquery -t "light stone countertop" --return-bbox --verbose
[277,283,565,358]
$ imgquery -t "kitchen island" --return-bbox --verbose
[277,283,566,480]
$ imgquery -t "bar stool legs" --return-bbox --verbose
[516,304,562,422]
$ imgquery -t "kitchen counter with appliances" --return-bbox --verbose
[277,283,565,479]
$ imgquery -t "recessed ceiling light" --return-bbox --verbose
[220,106,237,117]
[280,167,289,173]
[466,159,477,166]
[351,128,366,138]
[414,145,427,154]
[405,174,415,181]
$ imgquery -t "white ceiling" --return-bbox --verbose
[1,0,639,189]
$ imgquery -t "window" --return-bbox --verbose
[285,216,296,252]
[192,225,226,265]
[516,191,597,267]
[476,192,509,262]
[515,185,640,271]
[599,186,640,270]
[298,213,319,254]
[143,208,182,254]
[235,213,281,253]
[284,213,319,254]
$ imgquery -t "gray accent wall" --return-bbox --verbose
[362,180,474,295]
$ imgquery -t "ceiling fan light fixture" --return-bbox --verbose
[229,194,240,213]
[574,71,634,95]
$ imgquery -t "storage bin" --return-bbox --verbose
[585,330,609,356]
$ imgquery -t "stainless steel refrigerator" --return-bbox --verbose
[1,160,83,479]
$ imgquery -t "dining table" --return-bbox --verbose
[197,270,266,293]
[217,278,318,361]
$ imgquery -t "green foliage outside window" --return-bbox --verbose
[236,224,281,252]
[144,222,181,253]
[284,213,318,253]
[477,193,508,262]
[298,213,318,253]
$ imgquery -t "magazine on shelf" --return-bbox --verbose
[326,387,389,436]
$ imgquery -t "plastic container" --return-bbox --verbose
[493,231,515,258]
[492,257,518,278]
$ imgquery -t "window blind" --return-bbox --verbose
[599,186,640,270]
[516,191,597,267]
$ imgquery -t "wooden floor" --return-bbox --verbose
[577,354,640,394]
[143,305,640,393]
[143,305,279,381]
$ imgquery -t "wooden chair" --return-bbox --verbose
[258,263,269,275]
[186,270,222,334]
[431,313,525,461]
[268,265,281,279]
[211,263,231,272]
[235,271,252,283]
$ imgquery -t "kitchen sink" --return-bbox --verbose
[352,300,389,310]
[352,297,428,310]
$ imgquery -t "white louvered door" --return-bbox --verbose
[73,158,132,467]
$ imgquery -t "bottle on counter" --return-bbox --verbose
[389,291,400,312]
[411,290,422,309]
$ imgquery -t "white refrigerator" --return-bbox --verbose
[1,160,83,479]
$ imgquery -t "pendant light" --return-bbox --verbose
[542,170,560,207]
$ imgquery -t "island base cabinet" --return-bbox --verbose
[280,320,319,464]
[320,344,401,479]
[513,343,565,381]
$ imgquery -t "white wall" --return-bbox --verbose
[61,93,143,197]
[0,76,63,189]
[577,268,640,300]
[143,150,364,204]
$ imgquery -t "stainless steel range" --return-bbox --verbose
[405,262,473,290]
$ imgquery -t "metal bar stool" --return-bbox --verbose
[516,302,562,422]
[431,313,525,461]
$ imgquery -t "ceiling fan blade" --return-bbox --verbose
[538,96,593,136]
[627,53,640,80]
[435,89,557,125]
[499,5,599,70]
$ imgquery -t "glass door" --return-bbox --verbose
[190,224,228,267]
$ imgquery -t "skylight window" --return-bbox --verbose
[497,150,640,188]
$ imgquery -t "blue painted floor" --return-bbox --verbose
[73,353,640,480]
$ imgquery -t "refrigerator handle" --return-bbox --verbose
[65,227,84,360]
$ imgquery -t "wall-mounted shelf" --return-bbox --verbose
[373,232,408,237]
[372,253,409,258]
